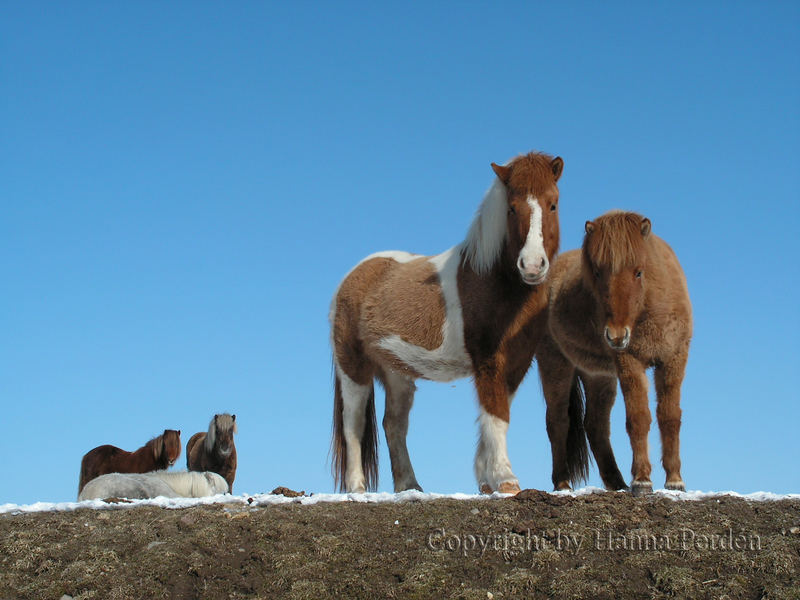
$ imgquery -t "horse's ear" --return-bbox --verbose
[585,220,596,235]
[550,157,564,182]
[491,162,511,184]
[640,217,652,239]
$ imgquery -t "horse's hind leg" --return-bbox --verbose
[654,348,688,491]
[581,372,627,491]
[337,366,375,493]
[381,370,422,492]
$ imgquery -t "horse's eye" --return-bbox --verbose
[550,204,557,212]
[508,206,516,215]
[635,270,643,279]
[593,269,600,279]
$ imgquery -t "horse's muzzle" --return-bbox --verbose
[517,255,549,286]
[604,326,631,350]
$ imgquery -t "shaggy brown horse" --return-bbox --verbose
[186,413,238,493]
[536,210,692,496]
[331,151,564,494]
[78,429,182,493]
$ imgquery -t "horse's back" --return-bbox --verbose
[332,251,447,375]
[78,472,177,501]
[651,235,692,312]
[79,444,126,491]
[333,252,423,323]
[186,432,205,469]
[643,235,693,351]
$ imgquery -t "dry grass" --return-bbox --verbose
[0,494,798,599]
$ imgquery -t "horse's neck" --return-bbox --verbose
[132,439,158,465]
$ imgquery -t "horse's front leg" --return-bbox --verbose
[474,359,519,494]
[536,335,577,491]
[615,354,653,496]
[654,347,689,491]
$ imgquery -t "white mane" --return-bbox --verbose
[460,176,508,275]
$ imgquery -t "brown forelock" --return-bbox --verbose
[163,429,182,461]
[505,152,561,262]
[582,211,648,275]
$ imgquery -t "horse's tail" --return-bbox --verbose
[78,458,87,497]
[77,449,97,496]
[331,368,379,492]
[566,373,591,487]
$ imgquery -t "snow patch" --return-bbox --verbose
[1,487,798,515]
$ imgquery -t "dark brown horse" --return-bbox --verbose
[331,151,564,494]
[78,429,182,494]
[537,210,692,495]
[186,413,238,493]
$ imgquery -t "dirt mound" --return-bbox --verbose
[1,491,798,599]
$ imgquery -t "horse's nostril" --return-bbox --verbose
[540,257,546,268]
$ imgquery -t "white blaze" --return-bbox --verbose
[518,197,547,275]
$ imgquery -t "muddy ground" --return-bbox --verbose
[1,489,799,600]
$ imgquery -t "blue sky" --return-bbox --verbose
[2,3,798,505]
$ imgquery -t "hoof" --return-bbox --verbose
[606,484,630,492]
[631,481,653,497]
[498,481,521,495]
[665,480,686,492]
[479,483,494,495]
[603,474,629,491]
[554,481,572,492]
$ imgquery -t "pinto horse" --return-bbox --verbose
[186,413,238,493]
[537,210,692,496]
[331,151,564,494]
[78,429,182,493]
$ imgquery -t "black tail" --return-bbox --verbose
[566,373,591,486]
[331,371,379,492]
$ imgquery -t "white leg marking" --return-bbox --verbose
[474,408,518,492]
[377,246,472,382]
[337,364,372,493]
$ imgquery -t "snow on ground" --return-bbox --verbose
[2,487,799,515]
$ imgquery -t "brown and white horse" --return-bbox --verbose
[536,211,692,495]
[330,151,564,494]
[78,429,182,493]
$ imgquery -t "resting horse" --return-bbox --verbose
[78,470,228,501]
[78,429,182,493]
[537,211,692,495]
[186,413,238,493]
[331,151,564,494]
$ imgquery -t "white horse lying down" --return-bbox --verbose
[78,470,228,501]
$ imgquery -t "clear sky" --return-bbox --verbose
[2,3,798,505]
